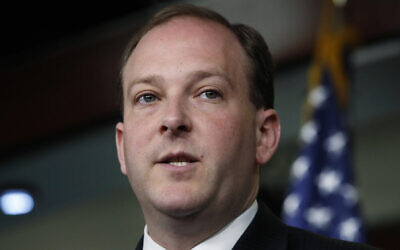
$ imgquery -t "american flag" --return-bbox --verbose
[282,68,365,243]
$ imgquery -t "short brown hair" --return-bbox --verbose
[120,4,274,110]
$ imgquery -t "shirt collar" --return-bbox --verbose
[143,200,258,250]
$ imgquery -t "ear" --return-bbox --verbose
[115,122,127,175]
[255,109,281,165]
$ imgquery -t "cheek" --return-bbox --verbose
[123,117,156,165]
[199,110,255,160]
[122,124,153,195]
[198,110,258,196]
[204,112,235,137]
[124,126,144,153]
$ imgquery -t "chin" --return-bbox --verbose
[150,186,211,218]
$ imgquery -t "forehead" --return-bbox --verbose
[139,16,234,51]
[122,16,249,84]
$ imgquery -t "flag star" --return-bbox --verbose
[339,218,360,241]
[305,206,333,229]
[340,184,359,205]
[317,170,341,195]
[325,131,347,155]
[301,120,319,143]
[283,194,301,217]
[309,86,328,108]
[291,156,310,180]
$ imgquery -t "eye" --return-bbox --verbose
[136,93,158,104]
[199,90,222,100]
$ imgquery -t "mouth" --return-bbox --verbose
[157,152,199,168]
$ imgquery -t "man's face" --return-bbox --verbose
[116,17,272,219]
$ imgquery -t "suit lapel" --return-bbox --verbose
[233,202,288,250]
[135,236,144,250]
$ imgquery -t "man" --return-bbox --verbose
[115,4,377,250]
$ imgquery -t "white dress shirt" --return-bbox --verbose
[143,200,258,250]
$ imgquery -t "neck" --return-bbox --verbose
[143,193,258,249]
[147,211,230,250]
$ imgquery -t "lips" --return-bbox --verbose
[157,152,199,167]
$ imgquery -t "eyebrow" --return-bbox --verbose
[186,70,234,89]
[126,69,234,94]
[126,74,164,95]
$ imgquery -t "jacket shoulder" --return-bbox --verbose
[287,226,380,250]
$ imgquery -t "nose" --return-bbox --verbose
[160,100,192,135]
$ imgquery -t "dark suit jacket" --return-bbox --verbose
[135,202,379,250]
